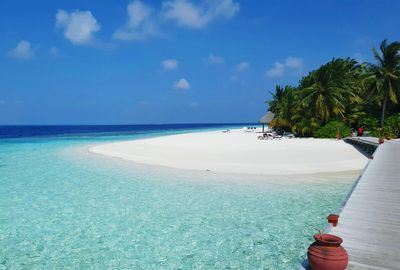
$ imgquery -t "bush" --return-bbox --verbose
[368,114,400,138]
[359,115,379,131]
[314,121,350,139]
[383,113,400,138]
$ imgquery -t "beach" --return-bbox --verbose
[89,129,369,176]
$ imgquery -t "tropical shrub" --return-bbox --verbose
[359,115,379,131]
[313,121,350,139]
[369,114,400,138]
[383,113,400,138]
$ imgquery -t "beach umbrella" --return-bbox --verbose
[259,111,275,132]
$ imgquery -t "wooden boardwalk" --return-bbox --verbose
[330,138,400,269]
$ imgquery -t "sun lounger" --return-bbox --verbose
[283,132,295,138]
[244,126,257,132]
[271,132,282,139]
[258,131,283,140]
[258,132,273,140]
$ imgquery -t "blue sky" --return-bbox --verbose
[0,0,399,125]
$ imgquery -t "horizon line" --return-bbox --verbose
[0,122,259,127]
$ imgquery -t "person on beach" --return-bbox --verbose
[357,127,364,137]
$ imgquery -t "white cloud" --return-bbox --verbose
[162,59,178,70]
[8,40,34,59]
[266,62,285,78]
[285,57,303,68]
[173,78,191,90]
[126,0,151,28]
[163,0,239,29]
[266,57,304,78]
[207,54,224,64]
[113,0,157,41]
[56,9,100,45]
[236,61,249,72]
[112,0,239,42]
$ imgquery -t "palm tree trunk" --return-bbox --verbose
[380,93,388,128]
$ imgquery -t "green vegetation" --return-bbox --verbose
[370,113,400,138]
[267,39,400,138]
[314,121,351,139]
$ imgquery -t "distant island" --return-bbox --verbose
[267,39,400,139]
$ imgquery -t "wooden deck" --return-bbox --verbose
[329,138,400,269]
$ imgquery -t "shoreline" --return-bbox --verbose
[88,129,369,177]
[84,144,362,186]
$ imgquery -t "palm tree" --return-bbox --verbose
[298,58,362,124]
[291,114,319,136]
[363,39,400,128]
[267,85,296,130]
[267,85,285,113]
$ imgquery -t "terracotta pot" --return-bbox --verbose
[327,214,339,227]
[379,137,384,144]
[308,234,348,270]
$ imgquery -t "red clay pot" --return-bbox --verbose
[307,234,348,270]
[379,137,384,144]
[327,214,339,227]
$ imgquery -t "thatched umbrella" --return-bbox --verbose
[259,111,275,132]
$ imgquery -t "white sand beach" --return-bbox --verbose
[89,129,369,175]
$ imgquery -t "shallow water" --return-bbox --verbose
[0,128,357,269]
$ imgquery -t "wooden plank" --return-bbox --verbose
[329,141,400,270]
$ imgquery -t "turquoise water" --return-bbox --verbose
[0,129,356,269]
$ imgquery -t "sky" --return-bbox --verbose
[0,0,399,125]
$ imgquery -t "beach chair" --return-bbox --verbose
[258,133,270,140]
[271,132,282,139]
[283,132,295,138]
[263,132,274,139]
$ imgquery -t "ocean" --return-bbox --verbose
[0,124,355,269]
